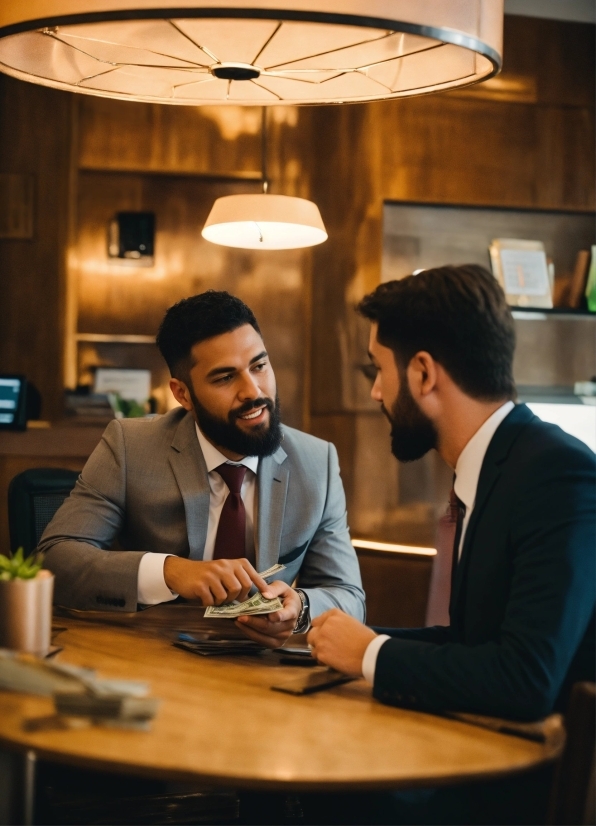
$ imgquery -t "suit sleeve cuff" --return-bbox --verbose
[362,634,391,684]
[137,553,178,605]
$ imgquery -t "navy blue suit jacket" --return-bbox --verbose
[373,404,596,721]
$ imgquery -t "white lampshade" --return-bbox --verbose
[202,194,327,249]
[0,1,503,105]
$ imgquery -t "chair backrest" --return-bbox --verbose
[549,681,596,825]
[8,468,80,557]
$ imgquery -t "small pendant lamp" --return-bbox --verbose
[202,109,327,250]
[202,194,327,250]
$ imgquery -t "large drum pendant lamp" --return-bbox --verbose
[0,2,503,250]
[0,2,503,106]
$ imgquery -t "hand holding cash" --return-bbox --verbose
[163,555,271,605]
[234,577,303,649]
[204,564,286,618]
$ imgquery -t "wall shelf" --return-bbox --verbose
[76,334,155,344]
[79,165,262,183]
[511,308,596,320]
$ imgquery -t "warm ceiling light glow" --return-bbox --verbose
[352,539,437,556]
[201,194,327,249]
[0,2,503,105]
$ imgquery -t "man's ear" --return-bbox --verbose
[169,378,193,412]
[407,352,438,398]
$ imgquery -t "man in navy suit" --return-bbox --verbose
[309,264,595,721]
[308,265,596,823]
[306,264,594,823]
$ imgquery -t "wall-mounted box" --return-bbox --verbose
[108,212,155,265]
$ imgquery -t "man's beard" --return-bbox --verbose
[383,379,438,463]
[189,388,283,458]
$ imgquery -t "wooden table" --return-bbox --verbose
[0,607,563,821]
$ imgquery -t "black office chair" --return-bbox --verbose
[8,467,79,556]
[9,468,240,825]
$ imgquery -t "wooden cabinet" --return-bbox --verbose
[0,425,104,553]
[354,542,434,628]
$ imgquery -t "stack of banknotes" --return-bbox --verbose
[175,564,287,656]
[203,563,286,619]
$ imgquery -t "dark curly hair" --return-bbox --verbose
[358,264,516,401]
[156,291,261,380]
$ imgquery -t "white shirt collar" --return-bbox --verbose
[454,401,515,511]
[195,423,259,475]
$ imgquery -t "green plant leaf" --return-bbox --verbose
[0,547,45,580]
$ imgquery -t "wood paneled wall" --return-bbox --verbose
[0,15,593,543]
[306,15,595,541]
[68,102,314,428]
[0,79,73,422]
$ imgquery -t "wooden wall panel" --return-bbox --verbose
[307,15,595,542]
[309,18,595,415]
[71,102,316,428]
[78,98,262,176]
[72,171,309,427]
[517,18,594,107]
[0,77,73,423]
[356,550,433,628]
[0,15,593,555]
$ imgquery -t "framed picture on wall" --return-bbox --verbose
[489,238,553,308]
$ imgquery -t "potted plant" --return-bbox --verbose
[0,548,53,656]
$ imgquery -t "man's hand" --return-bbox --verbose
[163,557,267,605]
[236,580,301,648]
[307,609,377,676]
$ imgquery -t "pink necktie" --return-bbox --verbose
[425,486,465,626]
[213,463,247,560]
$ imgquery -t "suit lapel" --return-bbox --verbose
[168,413,210,560]
[256,443,289,573]
[450,404,536,620]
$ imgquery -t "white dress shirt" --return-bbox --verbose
[137,423,259,605]
[362,401,515,683]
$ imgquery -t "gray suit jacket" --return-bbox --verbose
[39,408,365,618]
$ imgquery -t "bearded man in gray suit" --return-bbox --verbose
[40,291,364,647]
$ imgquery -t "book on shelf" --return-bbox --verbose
[489,238,553,309]
[585,246,596,313]
[568,249,591,309]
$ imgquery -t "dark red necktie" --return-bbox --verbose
[425,485,465,626]
[213,463,247,560]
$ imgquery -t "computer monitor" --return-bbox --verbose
[0,375,27,430]
[518,386,596,452]
[525,402,596,453]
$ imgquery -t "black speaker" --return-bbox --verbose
[108,212,155,261]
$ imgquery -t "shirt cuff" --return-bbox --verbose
[362,634,391,684]
[137,553,178,605]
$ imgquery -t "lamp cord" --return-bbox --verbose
[261,107,269,194]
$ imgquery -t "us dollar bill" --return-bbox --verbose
[204,592,283,619]
[257,563,286,580]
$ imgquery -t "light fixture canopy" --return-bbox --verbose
[0,1,503,106]
[202,194,327,249]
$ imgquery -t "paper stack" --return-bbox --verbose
[0,649,159,729]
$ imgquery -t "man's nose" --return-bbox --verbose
[237,370,261,399]
[371,375,382,403]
